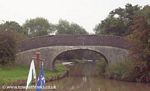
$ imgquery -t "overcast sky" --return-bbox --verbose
[0,0,149,33]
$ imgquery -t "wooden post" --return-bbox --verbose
[35,51,40,80]
[31,52,44,86]
[34,51,45,85]
[35,51,41,69]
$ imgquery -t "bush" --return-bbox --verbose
[0,31,16,65]
[96,59,107,75]
[105,61,135,81]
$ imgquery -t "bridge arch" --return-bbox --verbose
[45,46,129,70]
[16,46,129,70]
[51,48,108,69]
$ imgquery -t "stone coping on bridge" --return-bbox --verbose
[17,45,128,54]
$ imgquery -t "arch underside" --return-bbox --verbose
[52,49,108,68]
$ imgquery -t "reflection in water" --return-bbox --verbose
[46,63,150,91]
[47,76,150,91]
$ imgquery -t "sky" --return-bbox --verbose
[0,0,149,34]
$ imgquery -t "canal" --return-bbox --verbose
[46,62,150,91]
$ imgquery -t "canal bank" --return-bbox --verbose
[0,64,67,86]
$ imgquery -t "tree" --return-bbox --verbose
[56,19,88,35]
[55,20,70,34]
[0,21,23,32]
[110,4,141,23]
[128,16,150,82]
[140,5,150,24]
[0,21,28,43]
[94,15,126,36]
[0,31,16,65]
[23,17,55,37]
[94,4,141,36]
[129,16,150,61]
[70,23,88,34]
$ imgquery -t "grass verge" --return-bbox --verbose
[0,64,67,85]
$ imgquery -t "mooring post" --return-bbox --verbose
[35,51,41,69]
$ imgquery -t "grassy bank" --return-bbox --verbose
[105,61,135,81]
[95,59,143,82]
[45,64,67,77]
[0,64,67,85]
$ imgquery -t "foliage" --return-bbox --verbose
[23,17,55,37]
[94,4,141,36]
[96,59,107,74]
[127,16,150,82]
[12,31,28,43]
[0,21,28,43]
[128,16,150,61]
[46,64,67,77]
[0,31,16,65]
[0,21,23,33]
[56,19,88,35]
[105,61,135,81]
[140,5,150,24]
[0,18,88,37]
[94,16,126,36]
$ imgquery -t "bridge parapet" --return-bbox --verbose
[18,35,132,52]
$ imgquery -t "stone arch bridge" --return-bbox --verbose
[16,35,131,70]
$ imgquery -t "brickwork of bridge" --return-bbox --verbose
[16,35,132,70]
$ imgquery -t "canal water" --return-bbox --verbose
[46,62,150,91]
